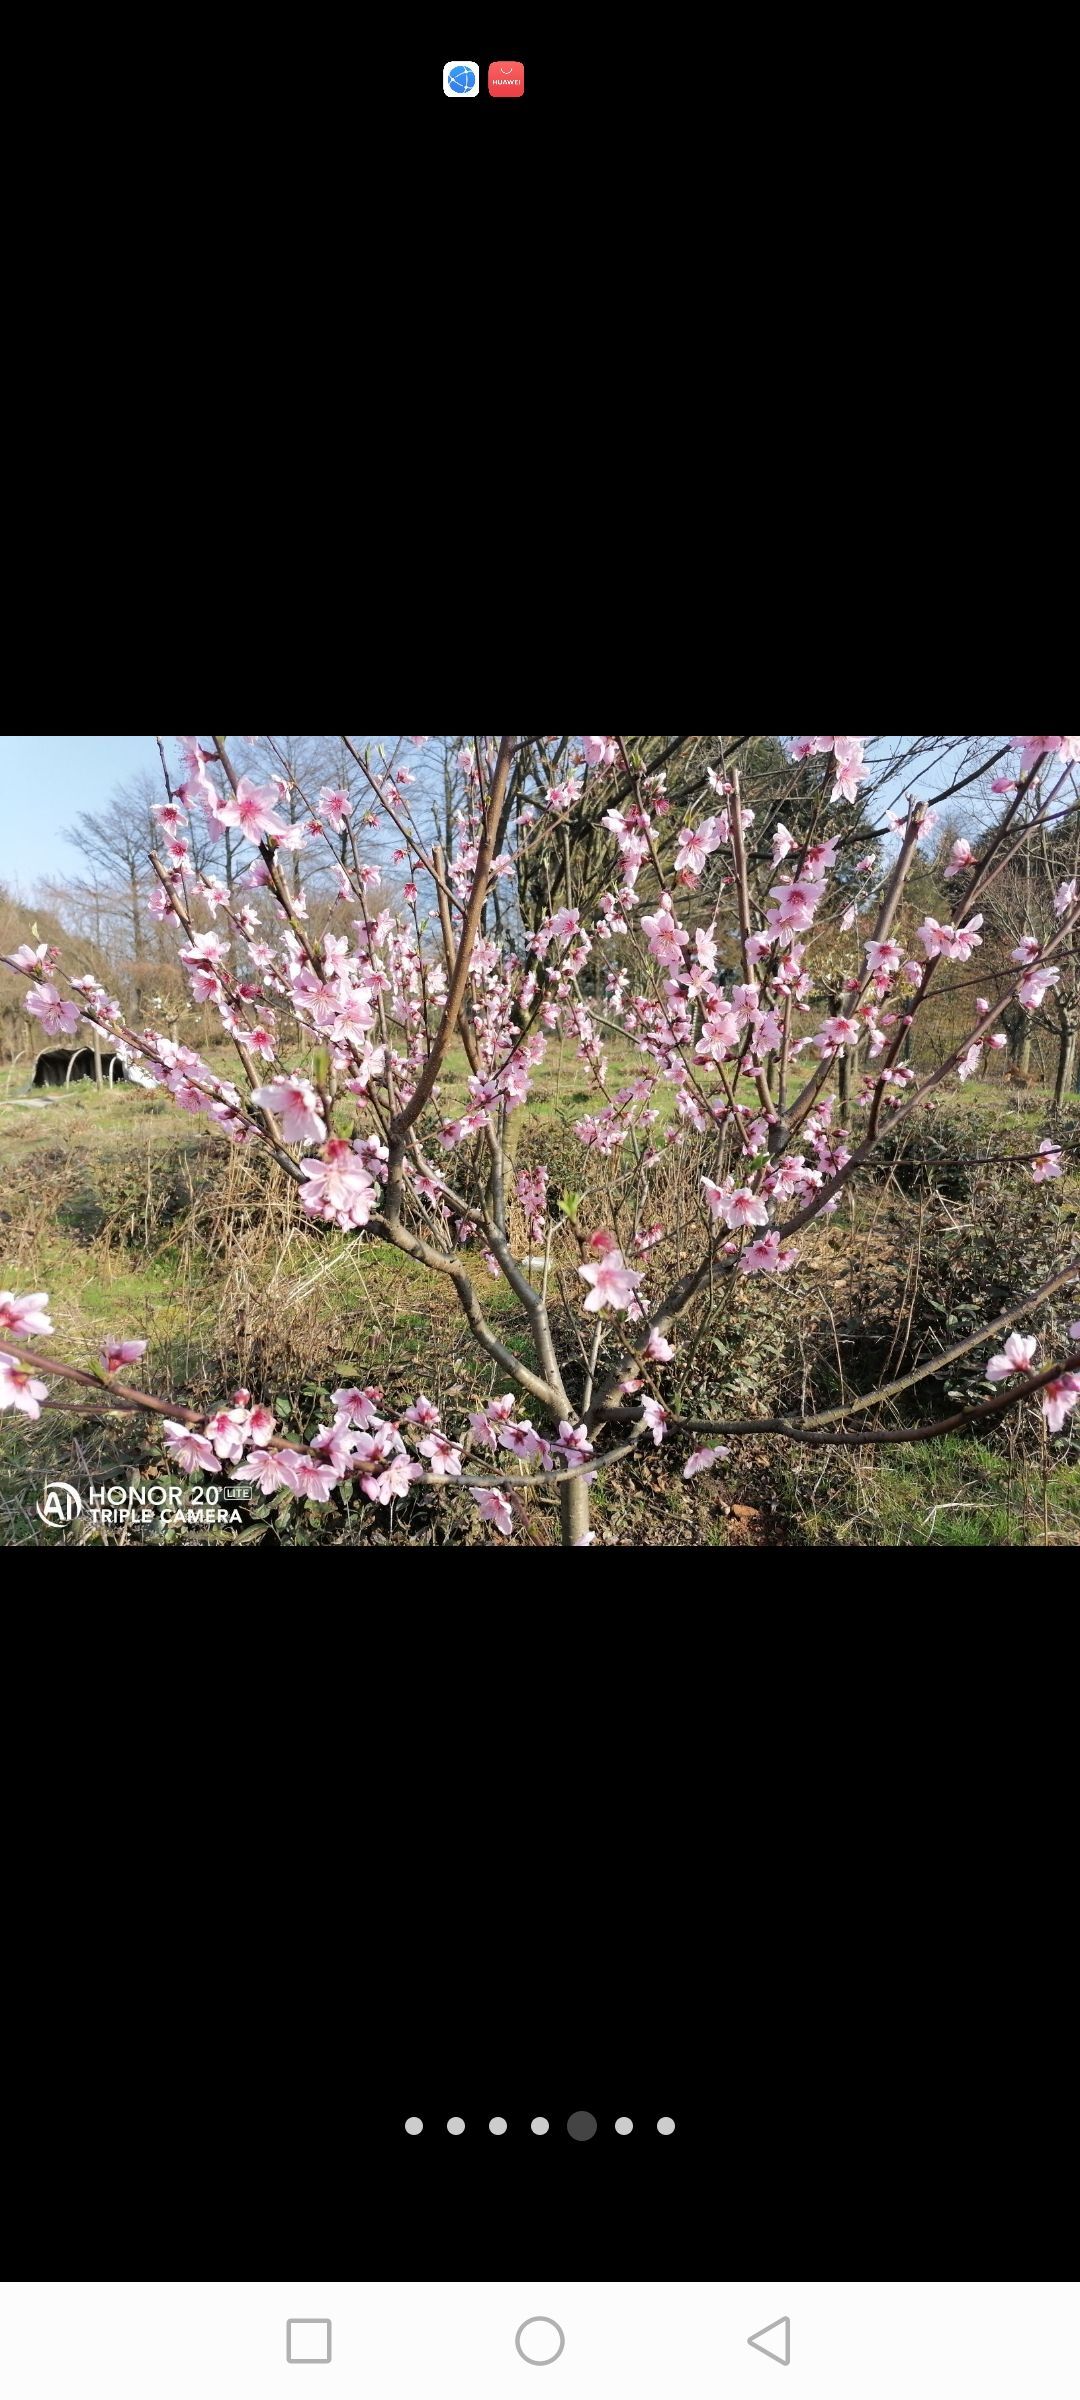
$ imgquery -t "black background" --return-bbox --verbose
[6,1614,1071,2289]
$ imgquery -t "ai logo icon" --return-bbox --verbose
[36,1481,83,1524]
[443,61,479,95]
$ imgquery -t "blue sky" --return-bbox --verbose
[0,733,992,899]
[0,735,163,892]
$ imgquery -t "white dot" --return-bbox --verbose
[615,2116,633,2134]
[531,2116,549,2135]
[447,2116,466,2135]
[489,2116,508,2135]
[405,2116,423,2135]
[657,2116,676,2135]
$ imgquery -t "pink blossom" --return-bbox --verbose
[1018,966,1060,1011]
[643,1328,674,1362]
[101,1339,148,1374]
[1032,1142,1063,1184]
[316,785,352,829]
[217,774,286,843]
[558,1422,595,1458]
[473,1487,514,1536]
[683,1445,731,1477]
[943,838,976,879]
[350,1428,398,1473]
[403,1395,440,1427]
[641,900,689,967]
[26,983,81,1038]
[1053,880,1077,916]
[291,1455,342,1501]
[251,1076,327,1144]
[363,1455,422,1505]
[578,1249,645,1313]
[498,1419,540,1459]
[233,1446,298,1495]
[204,1407,250,1463]
[695,1011,739,1065]
[742,1231,798,1274]
[674,818,723,875]
[831,738,868,803]
[312,1420,363,1472]
[945,915,983,963]
[1041,1374,1080,1433]
[5,940,53,972]
[769,878,821,931]
[237,1024,277,1061]
[819,1016,861,1052]
[163,1420,219,1474]
[791,736,838,760]
[0,1352,50,1417]
[418,1432,462,1478]
[986,1334,1038,1381]
[0,1291,54,1340]
[721,1185,770,1231]
[641,1397,668,1444]
[298,1142,377,1229]
[802,839,839,881]
[865,940,903,975]
[331,1385,383,1427]
[1011,736,1065,773]
[582,736,618,770]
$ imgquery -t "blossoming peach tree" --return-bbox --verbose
[4,732,1080,1545]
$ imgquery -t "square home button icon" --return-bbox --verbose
[287,2321,332,2364]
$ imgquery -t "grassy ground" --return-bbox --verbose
[3,1053,1079,1546]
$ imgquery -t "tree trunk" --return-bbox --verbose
[129,864,144,1016]
[1013,1026,1032,1077]
[1052,1027,1076,1112]
[837,1046,852,1127]
[559,1474,591,1546]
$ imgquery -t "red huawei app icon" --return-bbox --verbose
[488,59,525,96]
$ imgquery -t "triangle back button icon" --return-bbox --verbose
[748,2317,790,2366]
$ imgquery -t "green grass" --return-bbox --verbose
[776,1435,1080,1547]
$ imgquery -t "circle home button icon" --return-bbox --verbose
[488,59,525,95]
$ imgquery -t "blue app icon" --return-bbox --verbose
[443,60,479,94]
